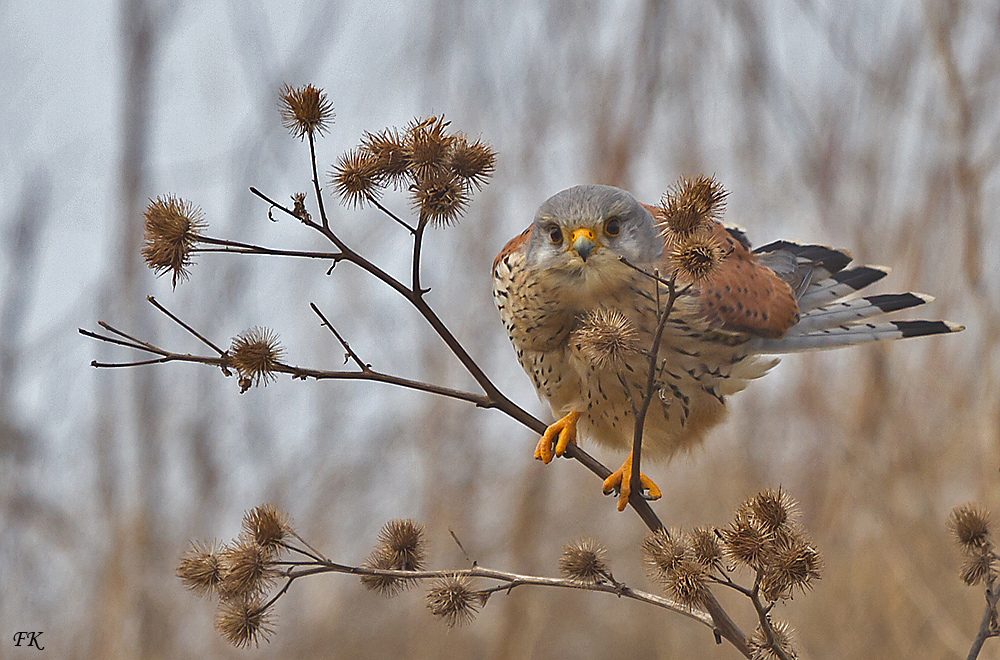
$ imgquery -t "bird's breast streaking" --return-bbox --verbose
[493,182,962,511]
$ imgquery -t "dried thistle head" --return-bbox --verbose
[279,83,334,140]
[950,503,992,551]
[177,540,223,597]
[667,231,726,284]
[426,575,481,627]
[657,175,727,236]
[642,529,707,608]
[376,519,426,571]
[359,548,408,596]
[662,559,708,609]
[571,309,639,369]
[558,538,609,584]
[760,535,822,601]
[748,618,797,660]
[359,519,426,596]
[449,135,496,190]
[361,128,410,188]
[690,526,722,567]
[215,597,275,649]
[142,195,206,288]
[230,327,284,392]
[405,116,455,180]
[218,538,278,600]
[411,170,470,226]
[749,487,796,535]
[721,511,770,571]
[241,504,292,555]
[642,528,691,581]
[330,147,381,208]
[960,546,997,586]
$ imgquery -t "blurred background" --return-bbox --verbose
[1,1,997,658]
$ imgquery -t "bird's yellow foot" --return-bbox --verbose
[602,452,662,512]
[534,411,580,464]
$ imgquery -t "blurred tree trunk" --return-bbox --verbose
[90,0,172,657]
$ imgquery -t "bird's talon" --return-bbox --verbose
[535,411,580,464]
[602,453,661,512]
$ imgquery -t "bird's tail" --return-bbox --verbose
[750,241,963,354]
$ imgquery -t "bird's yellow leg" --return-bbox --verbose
[534,411,580,464]
[602,452,662,512]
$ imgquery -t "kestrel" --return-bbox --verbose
[493,183,962,511]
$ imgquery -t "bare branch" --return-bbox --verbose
[967,578,1000,660]
[309,302,369,371]
[147,295,227,355]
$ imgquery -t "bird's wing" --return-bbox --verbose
[642,204,800,339]
[492,225,534,348]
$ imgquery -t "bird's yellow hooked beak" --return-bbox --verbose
[569,228,598,261]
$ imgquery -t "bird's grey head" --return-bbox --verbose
[525,185,662,276]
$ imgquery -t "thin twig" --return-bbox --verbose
[289,529,332,564]
[279,560,714,627]
[967,578,1000,660]
[91,357,174,368]
[625,271,686,505]
[147,296,227,355]
[81,327,167,355]
[412,220,427,294]
[250,187,299,220]
[196,235,340,261]
[83,327,491,406]
[310,303,369,371]
[449,529,473,564]
[372,198,417,234]
[307,133,330,230]
[747,575,794,660]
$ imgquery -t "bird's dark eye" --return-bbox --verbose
[604,216,621,237]
[548,226,563,244]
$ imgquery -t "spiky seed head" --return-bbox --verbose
[376,519,426,571]
[361,128,410,188]
[657,175,727,236]
[177,540,224,597]
[950,503,992,551]
[663,559,708,609]
[218,538,278,600]
[214,597,275,648]
[558,538,609,583]
[359,519,426,596]
[760,535,822,601]
[571,309,639,369]
[960,546,997,586]
[359,548,408,597]
[279,83,334,140]
[142,195,206,288]
[722,512,770,571]
[690,526,722,567]
[749,487,796,535]
[642,528,691,581]
[748,619,797,660]
[241,504,292,555]
[330,148,382,208]
[405,116,455,180]
[230,327,284,392]
[668,231,725,283]
[426,575,481,627]
[449,135,496,190]
[411,170,470,227]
